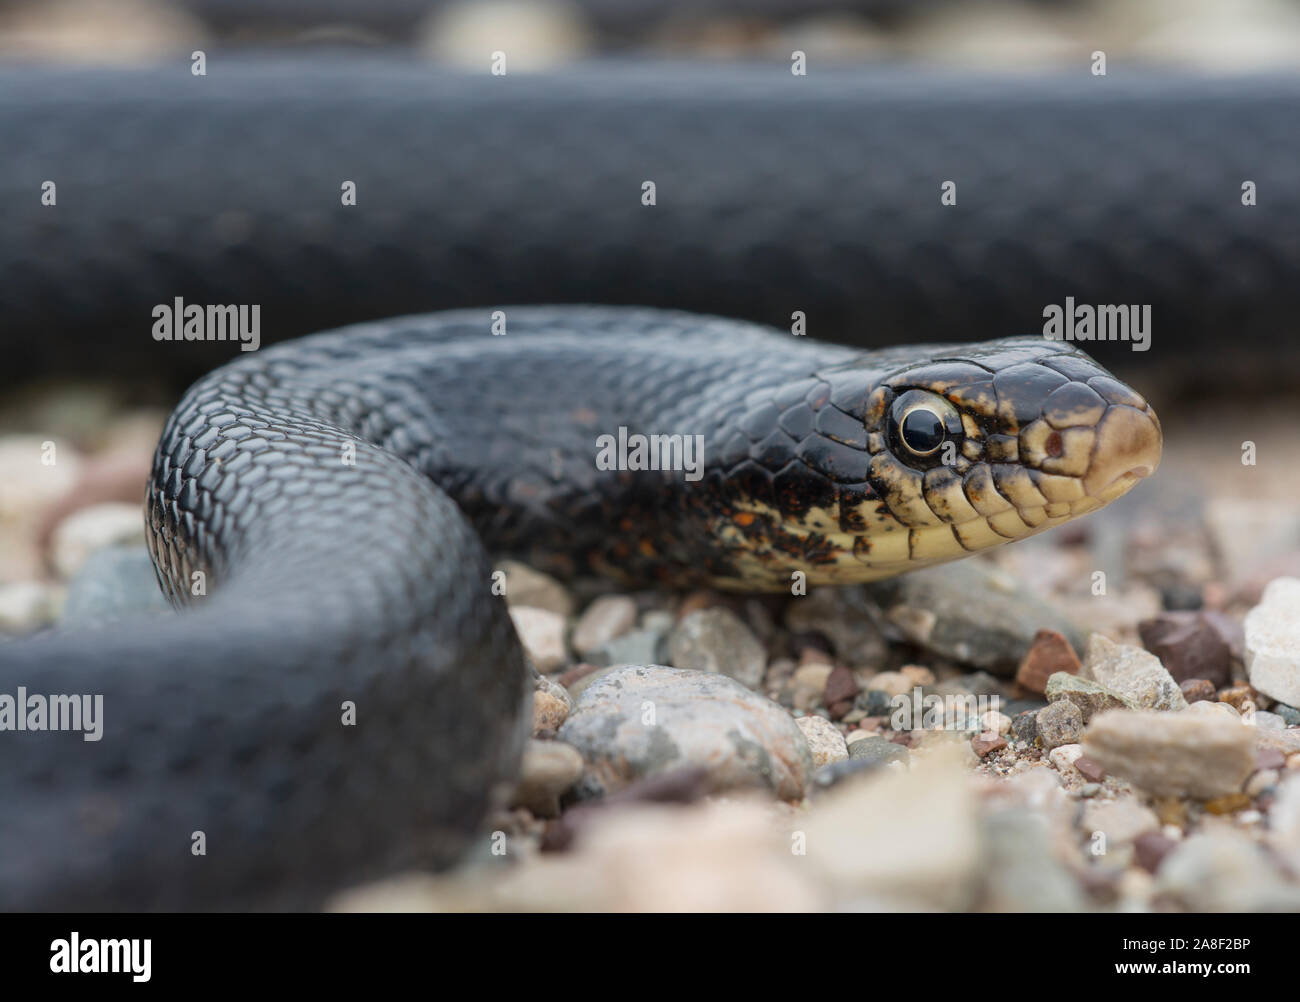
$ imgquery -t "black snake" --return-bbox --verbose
[12,54,1286,910]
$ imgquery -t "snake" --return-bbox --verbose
[0,303,1161,910]
[12,54,1283,910]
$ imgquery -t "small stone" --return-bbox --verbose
[848,735,909,769]
[1218,683,1267,713]
[532,675,572,733]
[571,595,637,657]
[855,690,894,718]
[1035,700,1082,750]
[790,662,834,710]
[1080,783,1101,798]
[512,739,584,817]
[864,560,1085,675]
[1082,709,1256,799]
[1179,678,1216,703]
[0,580,58,633]
[810,757,887,789]
[49,502,145,580]
[1204,793,1251,815]
[1133,831,1177,874]
[1073,755,1107,782]
[863,670,913,698]
[497,560,574,616]
[1157,829,1300,911]
[1010,710,1039,745]
[1048,743,1084,775]
[795,715,849,767]
[981,710,1012,735]
[971,732,1007,758]
[509,606,569,672]
[1244,577,1300,708]
[1253,710,1285,730]
[1015,628,1081,694]
[1045,672,1134,721]
[1082,633,1187,712]
[557,665,812,800]
[667,608,767,690]
[1273,703,1300,726]
[900,664,935,687]
[1080,798,1158,844]
[1138,611,1232,687]
[587,627,662,668]
[60,543,169,626]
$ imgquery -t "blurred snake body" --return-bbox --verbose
[0,305,1160,909]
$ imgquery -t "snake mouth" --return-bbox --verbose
[1078,403,1162,503]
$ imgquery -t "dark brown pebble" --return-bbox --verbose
[827,699,854,721]
[1137,611,1232,687]
[971,733,1007,758]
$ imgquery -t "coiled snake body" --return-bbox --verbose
[0,305,1160,909]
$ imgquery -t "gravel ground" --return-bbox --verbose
[3,387,1299,912]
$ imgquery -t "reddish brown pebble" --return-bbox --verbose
[1014,629,1081,695]
[1073,755,1107,782]
[1204,793,1251,815]
[1133,831,1177,874]
[971,732,1007,758]
[1138,612,1232,687]
[889,731,914,748]
[1179,678,1216,703]
[1256,748,1287,771]
[823,664,859,707]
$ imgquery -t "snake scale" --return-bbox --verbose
[6,55,1267,910]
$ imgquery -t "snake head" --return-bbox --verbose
[710,337,1160,587]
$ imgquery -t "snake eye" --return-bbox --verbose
[899,407,946,456]
[887,389,963,465]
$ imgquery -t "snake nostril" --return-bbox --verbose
[1044,431,1064,458]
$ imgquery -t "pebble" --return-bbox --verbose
[1010,710,1039,745]
[789,662,833,711]
[511,739,584,818]
[421,0,592,72]
[1274,703,1300,726]
[864,561,1085,675]
[496,561,574,616]
[822,665,858,718]
[1245,770,1279,798]
[1156,829,1300,911]
[847,735,910,769]
[0,580,59,633]
[1218,683,1268,713]
[666,608,767,690]
[532,675,572,734]
[1014,628,1081,694]
[1035,700,1082,750]
[1243,577,1300,708]
[1082,709,1256,799]
[979,808,1086,912]
[795,715,849,767]
[1082,633,1187,712]
[861,670,914,698]
[49,502,144,580]
[570,595,637,658]
[855,689,895,718]
[1204,793,1251,815]
[556,665,812,800]
[1045,672,1135,721]
[971,732,1006,758]
[981,710,1012,735]
[1178,678,1216,703]
[803,747,978,909]
[587,627,662,668]
[810,757,886,790]
[0,434,82,522]
[1080,799,1159,845]
[508,606,569,672]
[1047,743,1084,775]
[1137,611,1233,687]
[60,543,169,625]
[1073,755,1107,783]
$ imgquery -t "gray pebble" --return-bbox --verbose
[1035,700,1083,750]
[60,544,170,626]
[667,607,766,689]
[847,735,909,768]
